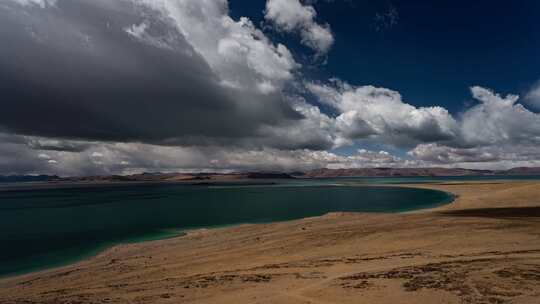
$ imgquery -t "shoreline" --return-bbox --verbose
[1,181,539,304]
[0,181,524,280]
[0,184,454,280]
[0,229,189,281]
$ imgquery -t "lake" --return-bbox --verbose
[0,181,455,277]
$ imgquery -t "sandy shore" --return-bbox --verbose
[1,181,539,303]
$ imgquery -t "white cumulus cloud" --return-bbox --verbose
[459,86,540,147]
[265,0,334,55]
[135,0,299,94]
[306,81,458,147]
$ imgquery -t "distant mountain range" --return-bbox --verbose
[2,167,540,184]
[300,167,540,178]
[57,172,294,183]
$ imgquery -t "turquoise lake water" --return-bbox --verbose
[0,178,485,277]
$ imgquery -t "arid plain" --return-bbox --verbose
[1,181,539,304]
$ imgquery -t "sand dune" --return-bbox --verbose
[1,181,539,303]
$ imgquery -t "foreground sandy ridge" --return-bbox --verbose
[1,181,539,303]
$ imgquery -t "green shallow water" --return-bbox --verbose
[0,182,453,277]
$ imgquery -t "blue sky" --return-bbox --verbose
[231,0,540,113]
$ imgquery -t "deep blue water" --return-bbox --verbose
[0,180,464,277]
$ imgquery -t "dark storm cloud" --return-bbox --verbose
[0,0,301,145]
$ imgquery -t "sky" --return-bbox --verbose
[0,0,539,176]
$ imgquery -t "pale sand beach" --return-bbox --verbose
[1,181,539,304]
